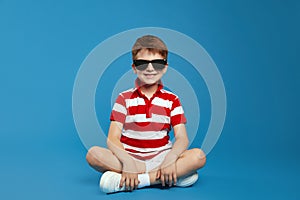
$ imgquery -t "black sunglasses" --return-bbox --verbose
[133,59,167,71]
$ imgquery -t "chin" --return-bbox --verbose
[141,80,158,85]
[144,82,157,86]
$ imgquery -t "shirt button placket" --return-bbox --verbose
[145,99,151,118]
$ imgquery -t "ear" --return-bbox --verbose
[132,64,137,74]
[162,63,168,74]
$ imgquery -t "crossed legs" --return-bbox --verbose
[86,146,206,185]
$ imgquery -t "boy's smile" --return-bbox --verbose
[143,72,158,79]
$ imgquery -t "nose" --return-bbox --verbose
[146,63,155,71]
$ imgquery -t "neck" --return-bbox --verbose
[140,83,159,99]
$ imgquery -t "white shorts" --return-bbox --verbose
[133,149,171,173]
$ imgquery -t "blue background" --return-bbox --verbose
[1,0,299,199]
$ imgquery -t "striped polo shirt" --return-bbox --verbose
[110,79,187,160]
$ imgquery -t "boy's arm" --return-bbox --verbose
[107,121,140,190]
[107,121,131,162]
[168,124,189,157]
[160,123,189,186]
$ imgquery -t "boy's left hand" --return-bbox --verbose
[160,153,178,187]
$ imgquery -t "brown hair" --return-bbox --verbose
[132,35,168,60]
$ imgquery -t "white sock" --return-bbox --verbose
[138,173,150,188]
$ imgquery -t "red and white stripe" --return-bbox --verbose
[110,83,186,160]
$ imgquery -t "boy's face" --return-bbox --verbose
[132,49,168,86]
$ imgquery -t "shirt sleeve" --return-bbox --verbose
[110,94,127,124]
[170,97,187,127]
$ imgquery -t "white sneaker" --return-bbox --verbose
[176,172,198,187]
[99,171,126,193]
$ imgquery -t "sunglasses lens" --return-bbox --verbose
[152,63,165,70]
[135,64,148,71]
[134,60,148,70]
[151,60,167,70]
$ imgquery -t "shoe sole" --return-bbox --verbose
[176,172,198,187]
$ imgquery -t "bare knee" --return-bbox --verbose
[190,148,206,169]
[86,146,103,167]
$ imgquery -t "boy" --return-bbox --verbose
[86,35,206,193]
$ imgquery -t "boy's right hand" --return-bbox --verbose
[120,159,140,191]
